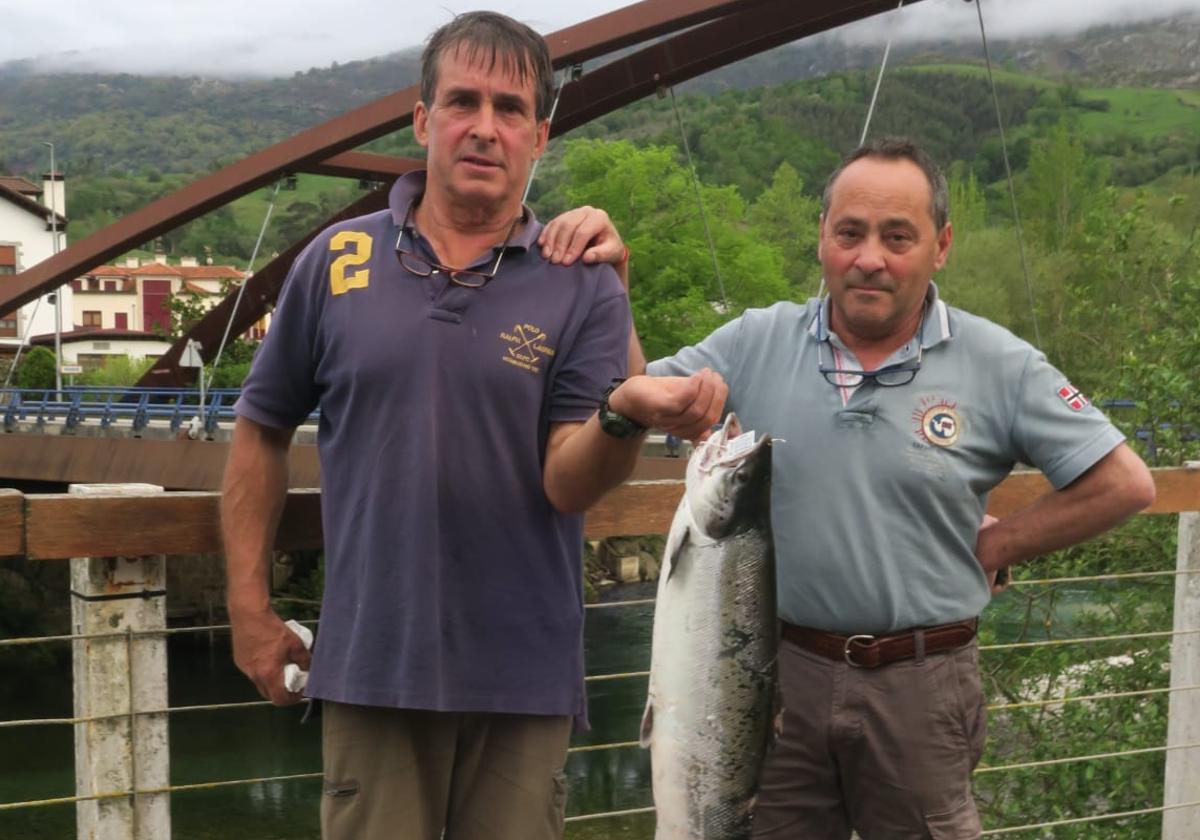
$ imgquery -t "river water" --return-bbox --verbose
[0,583,658,839]
[0,581,1106,839]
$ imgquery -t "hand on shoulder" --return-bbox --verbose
[539,206,627,271]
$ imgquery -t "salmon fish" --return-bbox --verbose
[641,414,778,839]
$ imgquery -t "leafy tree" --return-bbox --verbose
[15,346,56,389]
[747,162,822,293]
[561,139,792,359]
[78,355,156,387]
[166,288,210,338]
[1020,122,1108,252]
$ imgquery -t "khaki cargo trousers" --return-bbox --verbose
[321,702,572,840]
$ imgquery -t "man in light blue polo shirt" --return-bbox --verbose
[638,139,1157,838]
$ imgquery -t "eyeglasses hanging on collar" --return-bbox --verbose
[394,203,522,289]
[815,300,926,388]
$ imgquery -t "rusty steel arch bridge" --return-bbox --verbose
[0,0,923,489]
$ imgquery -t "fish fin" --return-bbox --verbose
[664,524,690,584]
[638,697,653,748]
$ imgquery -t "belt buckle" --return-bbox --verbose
[844,634,876,667]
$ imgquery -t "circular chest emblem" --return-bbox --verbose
[920,405,961,447]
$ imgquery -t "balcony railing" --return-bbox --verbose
[1,465,1198,838]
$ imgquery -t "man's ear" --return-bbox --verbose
[414,101,430,149]
[531,118,550,161]
[817,213,827,262]
[933,222,953,271]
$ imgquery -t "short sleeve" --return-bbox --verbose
[1010,352,1126,489]
[647,315,743,382]
[234,240,324,429]
[548,283,632,423]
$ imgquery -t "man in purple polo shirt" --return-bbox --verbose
[221,11,724,840]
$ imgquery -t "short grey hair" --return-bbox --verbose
[822,138,949,231]
[421,11,555,122]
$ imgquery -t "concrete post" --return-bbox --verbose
[1163,462,1200,839]
[71,483,170,840]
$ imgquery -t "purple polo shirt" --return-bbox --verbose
[236,172,631,719]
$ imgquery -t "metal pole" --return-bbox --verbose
[1164,462,1200,839]
[42,141,62,399]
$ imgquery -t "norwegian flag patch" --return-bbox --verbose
[1057,383,1090,412]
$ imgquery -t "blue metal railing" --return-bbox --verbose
[0,387,319,435]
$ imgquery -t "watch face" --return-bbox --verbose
[600,413,639,439]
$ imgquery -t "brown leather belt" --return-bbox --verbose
[781,619,978,668]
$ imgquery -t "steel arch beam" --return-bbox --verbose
[138,0,919,386]
[0,0,780,315]
[139,186,397,387]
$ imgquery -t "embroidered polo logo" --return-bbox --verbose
[1057,383,1090,412]
[500,323,556,374]
[913,397,961,448]
[329,231,372,296]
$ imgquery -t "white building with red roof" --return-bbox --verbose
[0,172,72,355]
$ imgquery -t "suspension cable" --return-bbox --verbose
[1,293,45,390]
[522,64,579,205]
[669,86,729,313]
[973,0,1041,347]
[206,180,282,388]
[859,0,906,146]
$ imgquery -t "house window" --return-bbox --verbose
[83,311,103,327]
[0,265,14,276]
[0,245,15,274]
[0,311,17,337]
[104,280,117,292]
[71,280,83,291]
[76,354,108,372]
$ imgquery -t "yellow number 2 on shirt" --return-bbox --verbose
[329,231,372,296]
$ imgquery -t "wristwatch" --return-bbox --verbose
[598,379,647,439]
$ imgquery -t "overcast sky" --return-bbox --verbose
[0,0,1194,78]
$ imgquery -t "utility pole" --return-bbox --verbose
[42,141,62,398]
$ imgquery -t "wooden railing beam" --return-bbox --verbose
[13,467,1200,560]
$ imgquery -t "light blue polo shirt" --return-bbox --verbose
[648,285,1124,634]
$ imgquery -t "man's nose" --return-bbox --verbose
[853,236,887,274]
[470,104,498,141]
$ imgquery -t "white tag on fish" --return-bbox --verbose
[726,430,757,459]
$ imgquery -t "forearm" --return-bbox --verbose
[627,327,647,376]
[543,416,644,514]
[979,444,1155,571]
[222,418,292,615]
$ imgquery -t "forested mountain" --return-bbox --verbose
[1,14,1196,176]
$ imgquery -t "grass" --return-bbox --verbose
[1076,87,1200,139]
[901,62,1054,89]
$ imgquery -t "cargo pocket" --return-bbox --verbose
[951,646,988,769]
[925,797,982,840]
[545,768,568,838]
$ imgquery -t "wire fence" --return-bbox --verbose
[2,567,1197,833]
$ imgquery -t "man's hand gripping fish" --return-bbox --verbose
[641,414,780,839]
